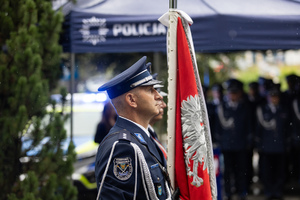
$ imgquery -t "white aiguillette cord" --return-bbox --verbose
[96,141,171,200]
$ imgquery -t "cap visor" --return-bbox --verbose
[159,91,168,97]
[153,84,164,89]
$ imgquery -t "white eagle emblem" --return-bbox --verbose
[181,95,208,187]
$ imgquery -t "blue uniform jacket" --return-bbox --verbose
[95,116,169,200]
[255,104,290,153]
[216,100,252,151]
[291,98,300,147]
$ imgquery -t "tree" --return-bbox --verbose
[196,52,242,87]
[0,0,77,199]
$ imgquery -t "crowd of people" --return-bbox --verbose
[205,74,300,200]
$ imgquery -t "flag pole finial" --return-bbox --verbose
[169,0,177,9]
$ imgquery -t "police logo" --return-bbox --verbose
[79,16,109,45]
[113,157,133,181]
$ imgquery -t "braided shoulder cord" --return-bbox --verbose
[131,142,172,200]
[256,106,276,130]
[217,105,234,129]
[293,99,300,121]
[96,141,119,200]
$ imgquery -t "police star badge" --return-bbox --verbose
[113,157,133,181]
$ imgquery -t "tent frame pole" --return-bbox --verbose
[70,53,75,142]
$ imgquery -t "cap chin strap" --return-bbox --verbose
[96,141,171,200]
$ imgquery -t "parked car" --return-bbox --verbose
[58,93,106,194]
[22,92,107,198]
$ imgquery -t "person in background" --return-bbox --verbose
[285,74,300,183]
[282,74,299,105]
[94,101,117,144]
[246,81,262,192]
[255,84,290,200]
[216,79,251,200]
[148,83,168,159]
[148,73,167,139]
[248,81,263,106]
[290,87,300,183]
[206,83,225,200]
[207,83,224,144]
[258,77,274,105]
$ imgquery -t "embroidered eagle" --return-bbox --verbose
[181,95,208,187]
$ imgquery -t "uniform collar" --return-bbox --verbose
[119,116,150,137]
[148,124,154,133]
[116,116,166,165]
[268,103,277,113]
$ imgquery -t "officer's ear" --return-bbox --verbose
[125,92,138,108]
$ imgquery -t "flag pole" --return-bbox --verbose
[167,0,177,190]
[169,0,177,9]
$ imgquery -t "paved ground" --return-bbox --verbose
[77,180,300,200]
[227,179,300,200]
[78,193,300,200]
[78,189,300,200]
[230,195,300,200]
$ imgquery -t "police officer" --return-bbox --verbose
[95,56,171,200]
[258,77,274,101]
[247,81,263,191]
[149,82,168,160]
[282,74,299,105]
[94,101,117,144]
[255,84,290,200]
[148,73,167,139]
[207,83,224,144]
[290,91,300,182]
[216,79,251,200]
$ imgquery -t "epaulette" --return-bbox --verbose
[118,129,132,142]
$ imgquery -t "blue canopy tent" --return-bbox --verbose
[59,0,300,53]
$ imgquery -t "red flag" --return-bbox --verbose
[174,16,213,200]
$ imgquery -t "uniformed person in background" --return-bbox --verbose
[216,79,251,200]
[207,83,224,144]
[246,81,263,192]
[290,84,300,183]
[255,84,290,200]
[287,75,300,184]
[148,84,167,139]
[282,74,299,105]
[95,56,171,200]
[149,82,168,160]
[248,81,263,108]
[94,101,117,144]
[258,77,274,106]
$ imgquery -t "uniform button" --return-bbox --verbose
[157,177,160,181]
